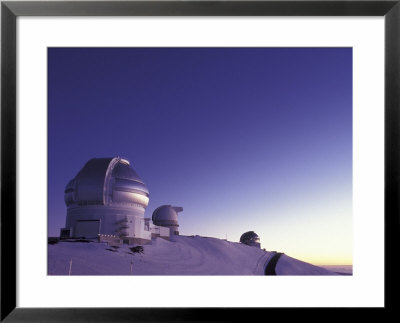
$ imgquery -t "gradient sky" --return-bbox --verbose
[48,47,352,265]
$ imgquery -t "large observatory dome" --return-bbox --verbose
[240,231,261,248]
[61,157,153,242]
[152,205,183,235]
[64,157,149,208]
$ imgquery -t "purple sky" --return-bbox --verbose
[48,48,352,265]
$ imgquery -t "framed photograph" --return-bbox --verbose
[1,0,399,321]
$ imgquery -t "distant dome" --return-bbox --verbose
[64,157,149,208]
[240,231,260,247]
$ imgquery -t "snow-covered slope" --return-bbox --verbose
[319,265,353,275]
[48,235,338,275]
[275,254,338,275]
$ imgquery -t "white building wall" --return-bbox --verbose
[141,230,152,240]
[148,222,170,238]
[66,205,150,240]
[159,226,170,237]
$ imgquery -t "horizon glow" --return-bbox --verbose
[48,47,352,266]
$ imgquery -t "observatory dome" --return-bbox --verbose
[64,157,149,208]
[152,205,183,235]
[240,231,261,248]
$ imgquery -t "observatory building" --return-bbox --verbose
[61,157,153,244]
[60,157,183,244]
[152,205,183,235]
[240,231,261,248]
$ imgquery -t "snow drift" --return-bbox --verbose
[48,235,338,275]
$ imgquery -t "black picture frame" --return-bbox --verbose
[1,0,399,321]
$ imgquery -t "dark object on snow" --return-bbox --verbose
[129,246,144,254]
[264,252,284,275]
[48,237,59,245]
[74,239,92,243]
[63,238,92,243]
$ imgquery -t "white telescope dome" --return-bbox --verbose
[64,157,149,208]
[152,205,183,235]
[62,157,152,241]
